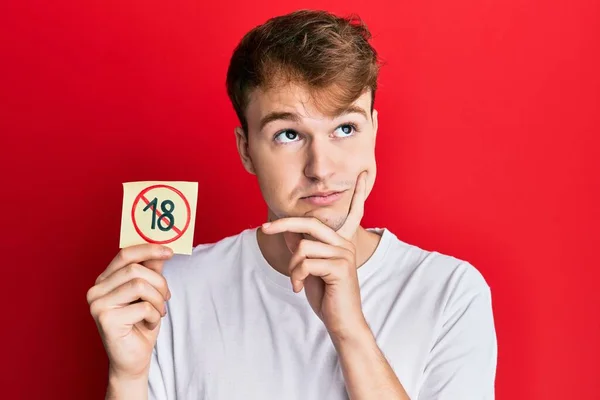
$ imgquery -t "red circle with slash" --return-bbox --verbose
[131,184,191,244]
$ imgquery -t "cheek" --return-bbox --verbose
[255,168,279,197]
[254,163,296,207]
[352,152,376,198]
[366,164,376,198]
[249,149,279,194]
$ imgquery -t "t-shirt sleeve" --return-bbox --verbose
[417,266,498,400]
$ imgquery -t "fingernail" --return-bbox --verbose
[262,222,271,229]
[167,290,172,300]
[162,246,173,257]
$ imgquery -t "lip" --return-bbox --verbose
[301,190,346,206]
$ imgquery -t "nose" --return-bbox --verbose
[303,137,337,182]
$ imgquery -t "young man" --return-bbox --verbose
[87,9,497,400]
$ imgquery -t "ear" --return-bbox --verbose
[234,127,256,175]
[372,109,379,141]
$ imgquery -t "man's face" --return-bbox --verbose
[236,82,378,232]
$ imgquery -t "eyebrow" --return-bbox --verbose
[259,105,369,131]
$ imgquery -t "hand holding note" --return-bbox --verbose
[85,181,198,392]
[87,244,173,385]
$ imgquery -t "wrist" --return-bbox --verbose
[106,368,148,400]
[329,320,374,350]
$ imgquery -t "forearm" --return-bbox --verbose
[106,372,148,400]
[332,325,410,400]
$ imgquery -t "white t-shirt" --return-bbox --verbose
[149,227,497,399]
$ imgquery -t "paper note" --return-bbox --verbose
[119,181,198,255]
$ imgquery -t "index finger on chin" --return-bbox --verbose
[337,171,368,240]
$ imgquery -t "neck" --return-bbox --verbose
[256,222,382,278]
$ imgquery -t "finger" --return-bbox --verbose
[87,263,171,305]
[142,259,169,277]
[90,278,167,319]
[99,301,162,333]
[290,258,346,292]
[337,171,368,240]
[288,239,348,273]
[262,217,346,247]
[304,274,325,305]
[97,244,173,284]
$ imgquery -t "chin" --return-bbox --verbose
[303,207,348,231]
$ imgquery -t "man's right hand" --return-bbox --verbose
[87,244,174,383]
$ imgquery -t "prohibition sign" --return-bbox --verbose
[131,184,191,244]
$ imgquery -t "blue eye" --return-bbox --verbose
[274,123,358,144]
[334,124,357,137]
[274,130,300,143]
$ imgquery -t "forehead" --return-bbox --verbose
[245,81,371,123]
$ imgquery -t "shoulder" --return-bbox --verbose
[381,228,492,304]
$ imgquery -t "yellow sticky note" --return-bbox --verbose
[119,181,198,255]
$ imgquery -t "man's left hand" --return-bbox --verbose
[261,171,369,339]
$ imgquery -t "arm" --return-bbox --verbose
[106,372,148,400]
[332,325,411,400]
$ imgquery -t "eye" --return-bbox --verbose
[333,124,357,137]
[274,130,300,144]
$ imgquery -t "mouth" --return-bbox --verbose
[301,190,347,206]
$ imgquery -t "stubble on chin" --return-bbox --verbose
[302,208,348,231]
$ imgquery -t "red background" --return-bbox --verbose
[1,1,598,399]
